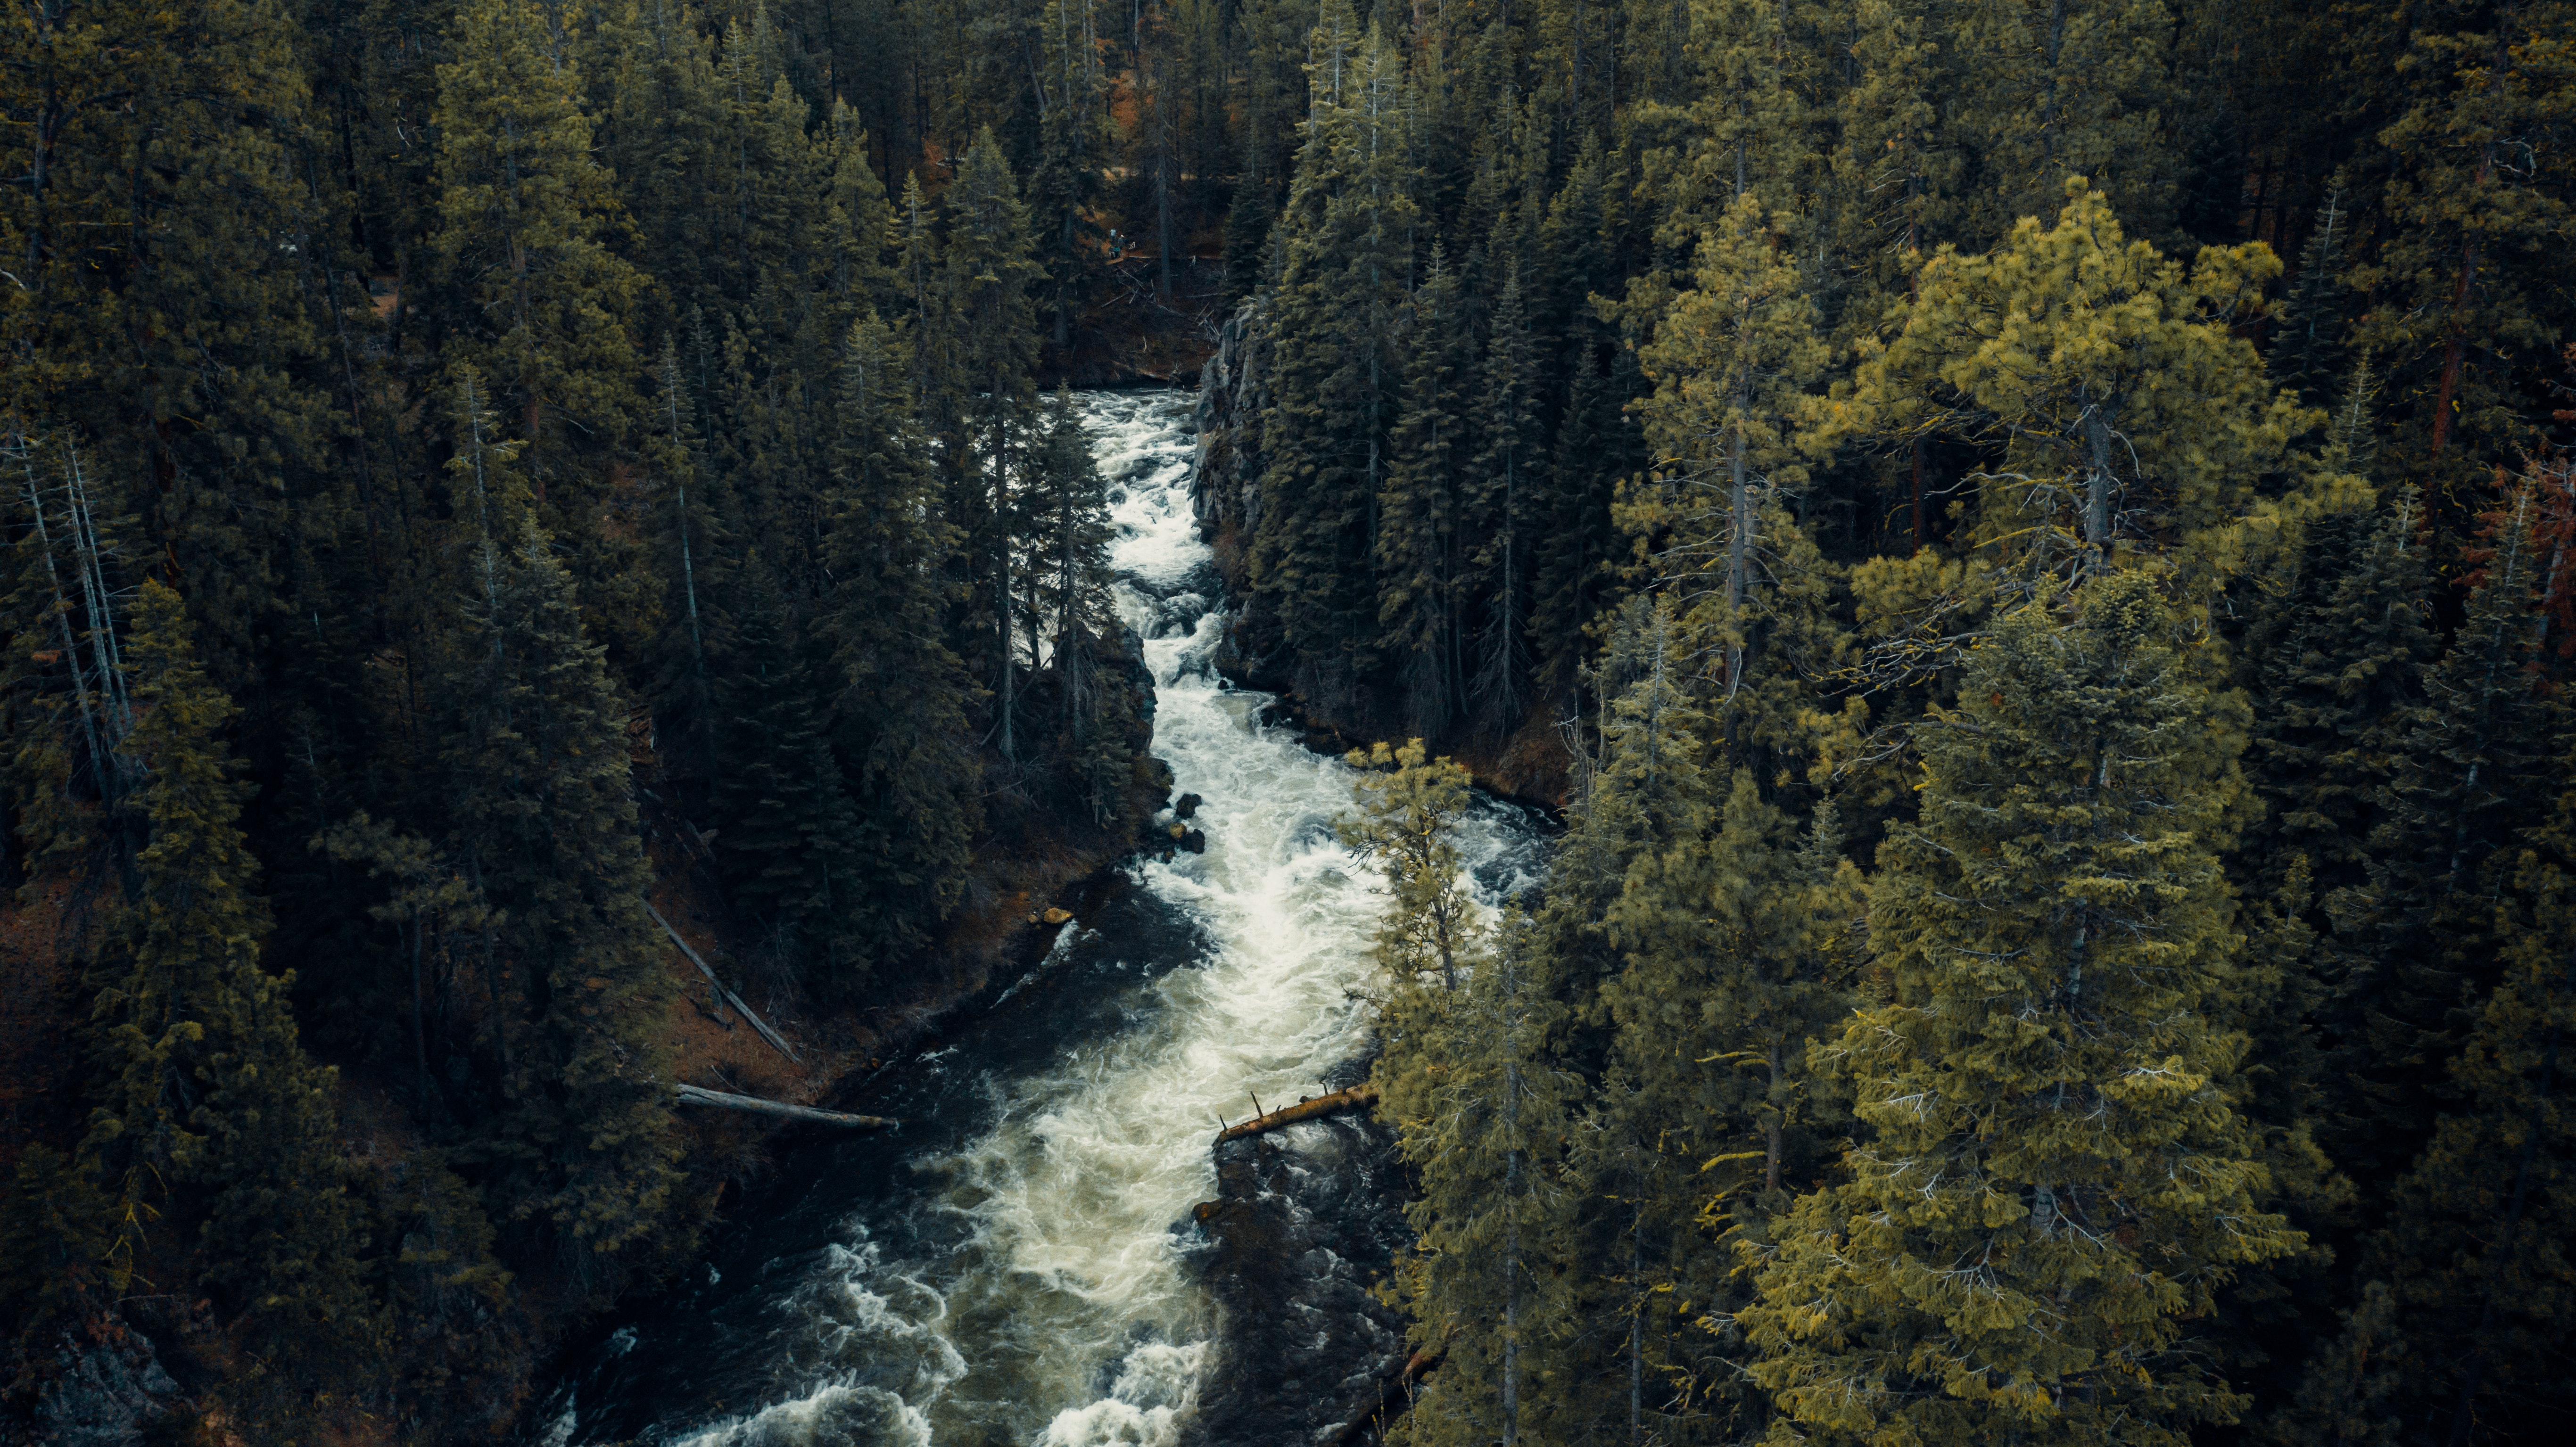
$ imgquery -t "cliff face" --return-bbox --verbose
[1190,299,1270,597]
[1186,301,1572,808]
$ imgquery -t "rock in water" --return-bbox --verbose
[1178,829,1206,855]
[1174,793,1203,819]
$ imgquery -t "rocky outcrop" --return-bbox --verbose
[1183,1055,1413,1447]
[1,1328,183,1447]
[1191,300,1270,559]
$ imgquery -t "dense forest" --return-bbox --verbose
[1272,0,2576,1441]
[1,0,1174,1438]
[2,0,2572,1442]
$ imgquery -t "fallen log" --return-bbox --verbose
[645,901,801,1064]
[1330,1334,1452,1447]
[1214,1082,1378,1143]
[674,1084,893,1129]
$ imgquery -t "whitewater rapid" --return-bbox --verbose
[537,390,1538,1447]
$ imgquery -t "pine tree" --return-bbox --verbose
[1948,0,2183,244]
[81,581,382,1396]
[1742,575,2305,1447]
[430,0,647,519]
[1834,182,2337,591]
[1381,912,1579,1447]
[1633,191,1829,712]
[2350,0,2576,501]
[1380,252,1478,737]
[0,0,329,696]
[709,554,862,970]
[1470,268,1545,732]
[1253,3,1419,704]
[2324,469,2559,1210]
[432,373,681,1263]
[2236,494,2439,910]
[1024,390,1141,828]
[2379,725,2576,1440]
[937,127,1045,762]
[820,312,981,987]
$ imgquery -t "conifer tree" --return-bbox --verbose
[1834,183,2334,591]
[1380,254,1478,736]
[1633,191,1828,711]
[1382,912,1579,1447]
[1254,4,1419,702]
[2344,715,2576,1443]
[2350,0,2576,494]
[1470,269,1545,732]
[433,373,681,1262]
[820,313,981,987]
[938,128,1045,762]
[1947,0,2182,243]
[1742,575,2305,1447]
[81,581,381,1395]
[2236,494,2438,910]
[431,0,647,517]
[709,554,863,970]
[2325,469,2560,1201]
[0,0,328,695]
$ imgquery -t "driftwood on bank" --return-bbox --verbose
[1214,1083,1378,1143]
[1330,1334,1452,1447]
[644,900,801,1064]
[673,1084,893,1130]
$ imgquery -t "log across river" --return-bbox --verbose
[531,391,1543,1447]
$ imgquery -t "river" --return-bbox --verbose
[533,389,1543,1447]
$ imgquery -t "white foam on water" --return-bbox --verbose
[615,391,1536,1447]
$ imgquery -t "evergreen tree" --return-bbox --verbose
[81,581,382,1402]
[1380,253,1478,736]
[819,312,982,987]
[1633,191,1829,713]
[1835,183,2337,591]
[431,0,647,524]
[2324,469,2560,1207]
[938,127,1045,762]
[433,373,682,1264]
[1470,268,1545,732]
[1253,4,1419,706]
[2349,0,2576,501]
[1742,575,2305,1447]
[1948,0,2183,243]
[1024,390,1141,828]
[2345,712,2576,1442]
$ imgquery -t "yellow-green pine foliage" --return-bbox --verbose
[1834,182,2338,591]
[1340,739,1483,991]
[1383,914,1580,1447]
[1632,191,1830,720]
[1742,575,2303,1447]
[1947,0,2182,243]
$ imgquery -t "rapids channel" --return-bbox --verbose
[531,390,1544,1447]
